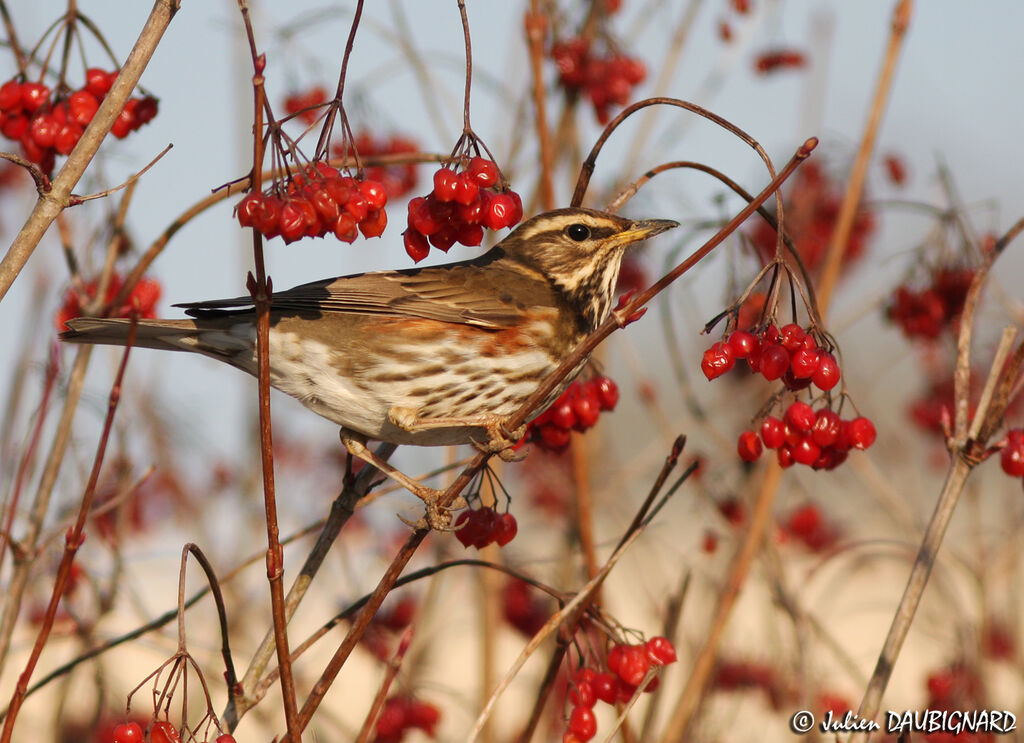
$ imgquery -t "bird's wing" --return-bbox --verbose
[176,251,554,329]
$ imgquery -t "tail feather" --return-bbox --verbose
[60,317,201,352]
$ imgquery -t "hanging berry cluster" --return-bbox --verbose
[110,720,236,743]
[235,162,388,244]
[0,71,157,175]
[282,85,328,125]
[740,401,876,470]
[55,273,162,330]
[453,506,518,549]
[551,37,646,124]
[525,375,620,453]
[333,129,420,198]
[702,323,876,469]
[564,638,677,743]
[886,266,974,340]
[702,324,840,392]
[374,696,441,743]
[403,154,522,262]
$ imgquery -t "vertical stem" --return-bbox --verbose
[524,0,554,209]
[816,0,912,315]
[457,0,473,133]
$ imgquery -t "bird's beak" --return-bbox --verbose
[612,218,679,247]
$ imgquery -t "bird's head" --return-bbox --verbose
[499,207,678,329]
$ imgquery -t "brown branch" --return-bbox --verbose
[525,1,554,210]
[816,0,912,315]
[0,0,180,305]
[0,319,136,743]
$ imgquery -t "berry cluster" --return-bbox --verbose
[403,157,522,262]
[374,696,441,743]
[56,273,162,330]
[283,85,327,125]
[702,324,841,393]
[111,721,235,743]
[747,161,875,276]
[886,267,974,340]
[526,375,620,453]
[779,502,841,552]
[753,48,808,74]
[551,37,646,124]
[739,401,876,470]
[453,506,518,549]
[564,639,677,742]
[0,72,157,175]
[1000,429,1024,482]
[236,162,388,244]
[334,130,420,198]
[502,579,551,637]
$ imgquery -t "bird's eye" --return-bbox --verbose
[566,223,591,242]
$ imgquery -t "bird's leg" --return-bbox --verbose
[388,407,527,461]
[338,428,459,530]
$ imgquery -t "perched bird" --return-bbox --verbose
[62,207,676,491]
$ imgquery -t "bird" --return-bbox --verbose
[61,207,676,506]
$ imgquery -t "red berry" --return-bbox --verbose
[779,323,806,351]
[454,511,476,548]
[404,229,429,261]
[309,186,340,222]
[112,722,144,743]
[550,398,576,429]
[737,430,763,462]
[572,389,600,429]
[149,722,181,743]
[467,156,499,187]
[847,417,876,450]
[616,645,651,685]
[216,736,237,743]
[785,401,816,433]
[791,436,822,466]
[134,96,158,126]
[606,644,627,676]
[568,706,597,740]
[569,680,596,708]
[701,341,735,380]
[645,636,677,665]
[68,90,99,126]
[1,113,28,139]
[592,672,617,704]
[493,512,518,546]
[469,507,498,548]
[0,80,22,111]
[85,68,116,98]
[483,191,516,230]
[433,168,459,201]
[590,376,619,411]
[812,409,842,448]
[110,100,137,138]
[538,423,571,450]
[278,201,306,243]
[758,343,789,381]
[1001,430,1024,476]
[359,208,388,239]
[20,82,50,112]
[236,192,266,228]
[777,445,794,468]
[29,113,58,148]
[760,416,786,449]
[359,179,388,210]
[54,122,83,155]
[453,172,480,205]
[345,191,370,222]
[813,352,841,391]
[789,347,820,378]
[727,330,758,359]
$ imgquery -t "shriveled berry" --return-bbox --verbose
[701,341,735,380]
[645,636,677,665]
[737,430,763,462]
